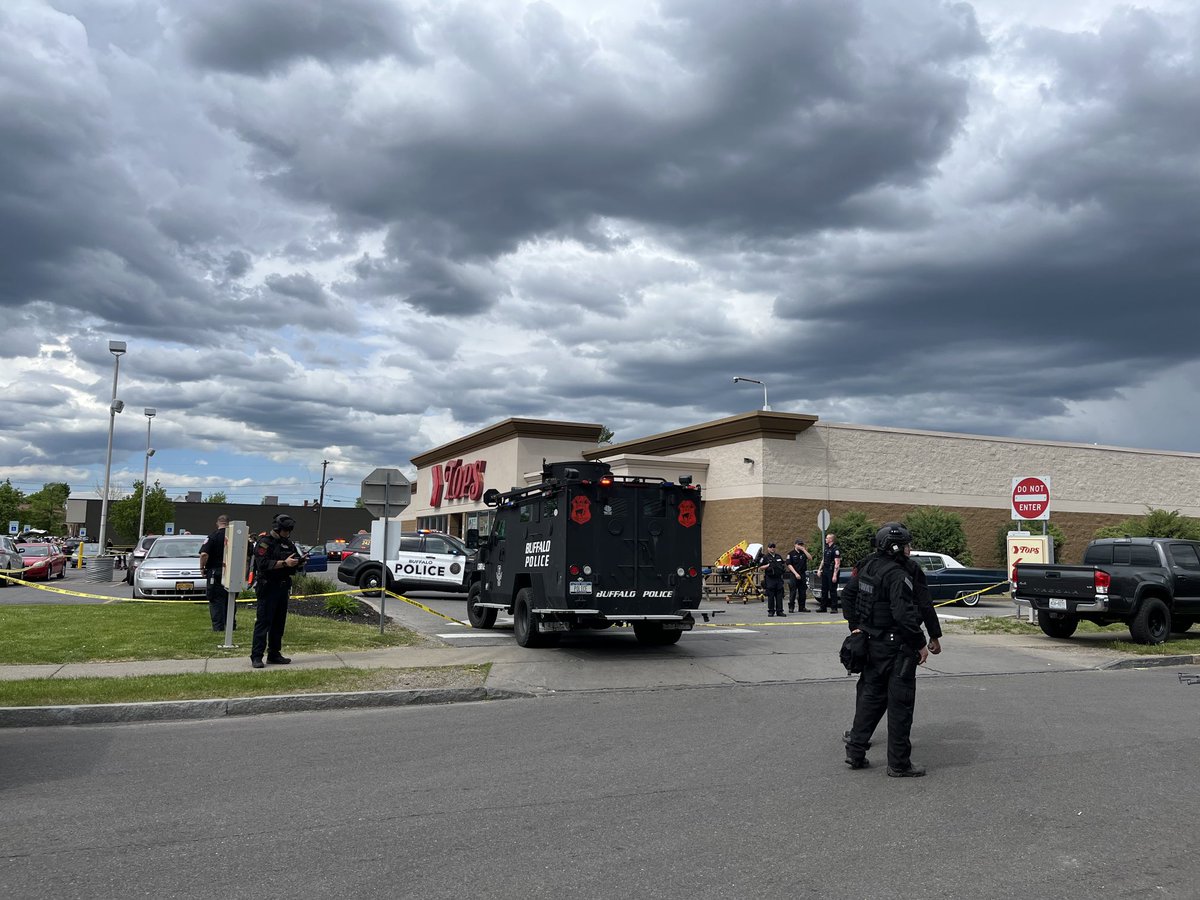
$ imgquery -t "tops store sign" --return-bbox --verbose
[430,459,488,507]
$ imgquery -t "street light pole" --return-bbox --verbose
[733,376,771,411]
[97,340,127,553]
[137,408,156,546]
[315,458,331,546]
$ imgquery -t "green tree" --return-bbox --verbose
[204,491,227,504]
[25,482,70,534]
[109,480,175,544]
[598,426,615,444]
[0,479,25,528]
[994,520,1067,567]
[811,510,878,570]
[1093,507,1200,541]
[903,507,972,564]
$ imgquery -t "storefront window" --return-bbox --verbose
[418,515,449,533]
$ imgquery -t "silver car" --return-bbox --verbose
[0,536,23,586]
[132,534,207,600]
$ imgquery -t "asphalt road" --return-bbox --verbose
[2,666,1198,899]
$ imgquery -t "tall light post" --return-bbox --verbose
[97,340,127,553]
[137,408,156,546]
[733,376,771,411]
[315,458,331,547]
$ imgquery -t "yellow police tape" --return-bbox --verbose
[0,573,379,606]
[383,589,467,627]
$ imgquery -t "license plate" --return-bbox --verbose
[663,621,689,630]
[1049,598,1067,611]
[176,581,194,591]
[541,620,570,632]
[569,581,592,594]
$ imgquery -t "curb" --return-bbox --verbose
[0,686,533,728]
[1103,654,1200,670]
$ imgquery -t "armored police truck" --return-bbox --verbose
[466,461,712,647]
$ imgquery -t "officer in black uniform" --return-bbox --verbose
[817,533,841,612]
[199,514,234,632]
[250,514,304,668]
[786,539,811,612]
[844,523,930,776]
[759,542,787,617]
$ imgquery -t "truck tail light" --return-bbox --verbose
[569,564,580,576]
[1094,570,1111,592]
[688,567,697,577]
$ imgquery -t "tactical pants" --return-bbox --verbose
[763,579,784,615]
[820,573,838,610]
[788,576,806,610]
[252,580,290,661]
[207,580,234,631]
[846,633,918,769]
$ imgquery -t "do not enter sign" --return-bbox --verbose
[1012,476,1051,521]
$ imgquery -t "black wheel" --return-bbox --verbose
[56,565,66,579]
[1129,597,1171,644]
[633,622,684,646]
[1171,616,1195,634]
[358,566,384,598]
[1038,610,1079,639]
[467,582,497,629]
[513,588,553,648]
[957,590,980,608]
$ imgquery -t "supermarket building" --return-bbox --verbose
[404,413,1200,567]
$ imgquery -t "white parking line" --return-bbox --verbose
[435,627,760,639]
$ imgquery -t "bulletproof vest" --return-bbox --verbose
[854,555,904,629]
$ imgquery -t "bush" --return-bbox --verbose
[811,510,878,570]
[994,520,1066,566]
[1093,507,1200,541]
[290,573,340,597]
[903,507,972,564]
[324,594,361,616]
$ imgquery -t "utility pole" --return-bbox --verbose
[315,459,330,546]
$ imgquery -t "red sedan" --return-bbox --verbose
[16,543,68,580]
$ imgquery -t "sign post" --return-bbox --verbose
[1011,476,1051,522]
[817,508,831,533]
[361,468,411,635]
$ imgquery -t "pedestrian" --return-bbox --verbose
[249,514,305,668]
[786,539,812,612]
[199,514,236,632]
[816,532,841,612]
[843,523,930,777]
[759,541,787,617]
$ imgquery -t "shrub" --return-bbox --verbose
[324,594,361,616]
[811,510,878,570]
[903,507,972,564]
[1093,507,1200,541]
[290,573,339,597]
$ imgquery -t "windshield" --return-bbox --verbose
[20,545,50,557]
[146,538,205,559]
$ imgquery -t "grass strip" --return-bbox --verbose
[0,664,490,707]
[953,616,1200,653]
[0,604,422,665]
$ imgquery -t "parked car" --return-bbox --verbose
[132,534,207,601]
[324,540,349,561]
[124,534,159,584]
[337,530,473,597]
[297,543,328,573]
[0,536,23,586]
[15,543,68,580]
[836,550,1009,606]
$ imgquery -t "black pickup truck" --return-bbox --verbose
[1012,537,1200,644]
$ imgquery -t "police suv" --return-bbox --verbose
[336,529,473,596]
[466,460,714,647]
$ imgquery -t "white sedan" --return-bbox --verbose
[132,535,207,601]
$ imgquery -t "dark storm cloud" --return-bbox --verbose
[177,0,425,76]
[265,272,326,305]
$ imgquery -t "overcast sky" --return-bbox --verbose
[2,0,1198,507]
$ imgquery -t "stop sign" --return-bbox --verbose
[1012,476,1051,521]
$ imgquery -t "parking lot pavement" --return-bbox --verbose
[0,566,130,604]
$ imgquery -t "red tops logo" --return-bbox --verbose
[430,459,487,507]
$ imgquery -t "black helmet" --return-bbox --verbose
[875,522,912,556]
[273,514,297,532]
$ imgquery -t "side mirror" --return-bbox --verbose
[483,488,501,508]
[465,528,479,550]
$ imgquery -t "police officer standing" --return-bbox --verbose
[250,514,304,668]
[199,514,235,632]
[786,539,811,612]
[759,541,787,617]
[844,523,930,777]
[816,532,841,612]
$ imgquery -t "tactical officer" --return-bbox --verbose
[250,513,305,668]
[759,542,787,617]
[199,514,235,632]
[786,539,812,612]
[844,523,930,777]
[816,532,841,612]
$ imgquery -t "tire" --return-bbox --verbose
[1129,597,1171,645]
[957,590,980,608]
[467,582,497,629]
[56,565,65,579]
[1038,610,1079,639]
[633,622,684,646]
[513,588,554,648]
[1171,616,1194,634]
[358,566,384,598]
